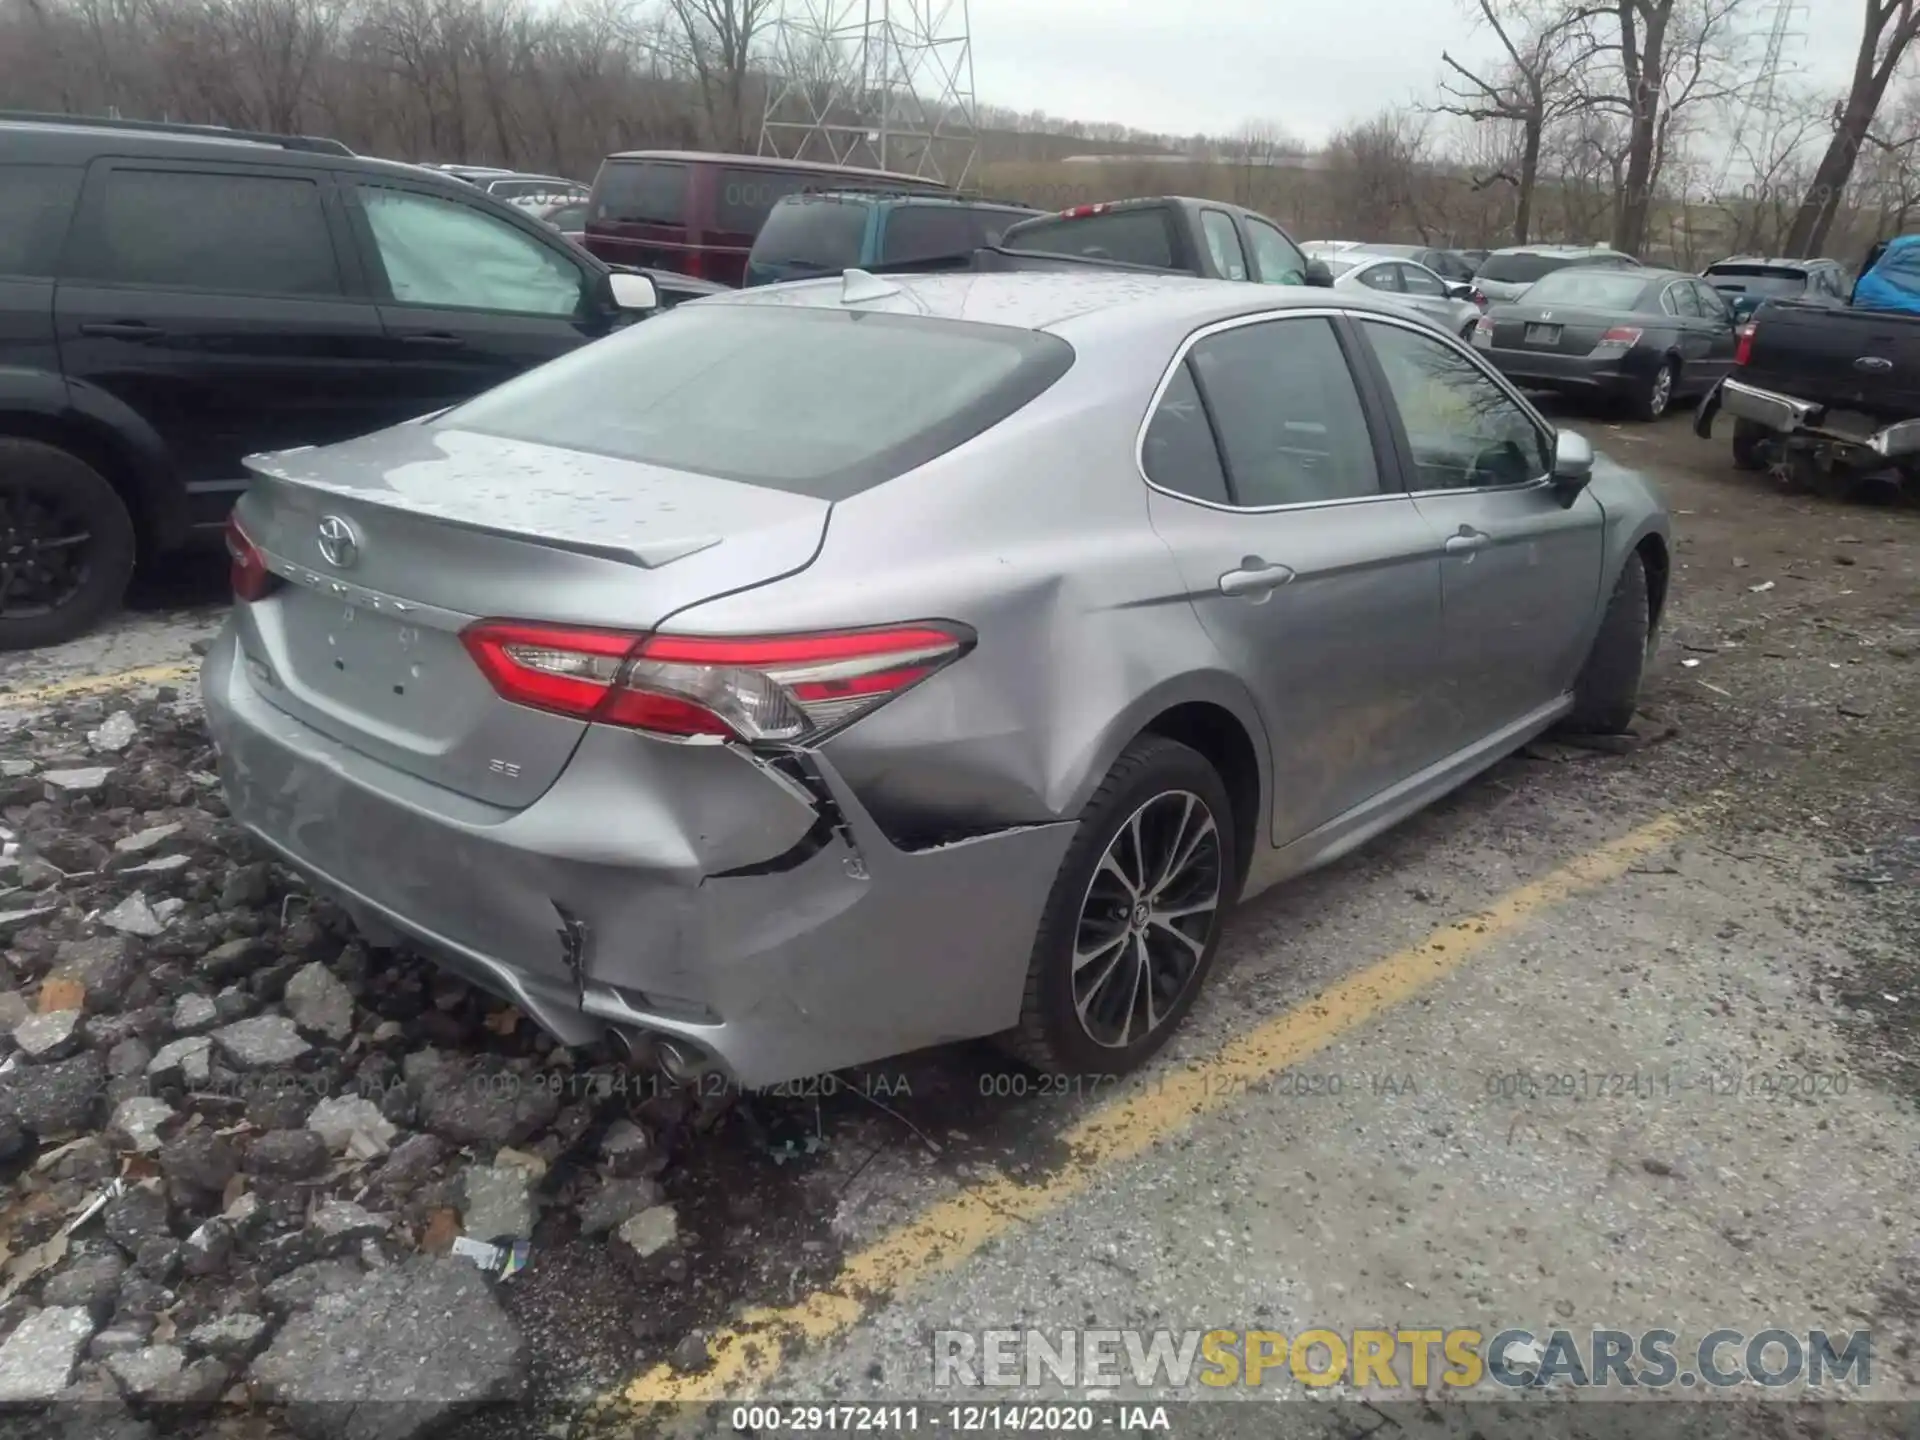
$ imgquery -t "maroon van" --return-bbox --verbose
[582,151,953,286]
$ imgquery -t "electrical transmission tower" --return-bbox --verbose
[1713,0,1805,196]
[758,0,979,188]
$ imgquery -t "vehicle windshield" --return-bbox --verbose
[1478,252,1579,284]
[747,197,870,276]
[1521,269,1649,308]
[1705,267,1809,296]
[437,304,1074,499]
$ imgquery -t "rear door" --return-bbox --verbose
[1687,280,1739,384]
[1140,311,1451,844]
[54,158,391,531]
[343,178,611,419]
[1351,314,1605,745]
[1662,279,1716,381]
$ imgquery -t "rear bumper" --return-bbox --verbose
[1698,377,1920,457]
[1477,346,1643,394]
[201,625,1074,1088]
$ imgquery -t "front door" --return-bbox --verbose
[1139,312,1449,845]
[1350,315,1606,746]
[54,159,391,531]
[342,181,611,423]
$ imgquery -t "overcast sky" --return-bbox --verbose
[966,0,1865,147]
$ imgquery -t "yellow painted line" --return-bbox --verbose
[612,810,1692,1408]
[0,662,197,708]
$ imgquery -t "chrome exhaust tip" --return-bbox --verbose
[655,1037,709,1085]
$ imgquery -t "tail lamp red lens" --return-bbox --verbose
[1734,323,1755,366]
[1594,325,1643,351]
[225,514,277,602]
[459,620,970,743]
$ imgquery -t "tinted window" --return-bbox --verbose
[1476,252,1575,284]
[358,186,583,316]
[881,205,1032,264]
[1670,282,1706,317]
[1200,210,1248,281]
[1692,281,1732,320]
[65,168,340,296]
[440,305,1073,499]
[1400,263,1447,297]
[1522,269,1649,309]
[749,197,870,273]
[714,169,942,235]
[0,165,82,279]
[1002,210,1175,267]
[594,161,688,225]
[1142,363,1229,504]
[1703,265,1808,297]
[1361,319,1550,490]
[545,203,586,232]
[1245,218,1307,285]
[1186,317,1379,507]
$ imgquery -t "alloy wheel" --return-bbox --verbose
[0,487,93,620]
[1648,365,1673,417]
[1071,790,1223,1048]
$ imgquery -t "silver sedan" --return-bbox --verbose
[1325,252,1485,338]
[204,271,1669,1088]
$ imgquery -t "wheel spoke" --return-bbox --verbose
[1073,930,1127,974]
[1096,850,1137,901]
[1132,934,1157,1034]
[1148,916,1206,956]
[1124,809,1148,893]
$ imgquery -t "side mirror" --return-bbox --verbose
[1445,281,1475,301]
[607,271,660,313]
[1304,259,1335,288]
[1549,429,1594,507]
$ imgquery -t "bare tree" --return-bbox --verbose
[1784,0,1920,255]
[1324,107,1434,239]
[1434,0,1597,243]
[664,0,774,151]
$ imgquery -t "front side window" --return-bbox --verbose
[1244,218,1307,285]
[66,168,341,297]
[1141,363,1229,504]
[1360,319,1550,491]
[0,165,83,280]
[1185,317,1380,507]
[357,187,583,316]
[1200,210,1249,281]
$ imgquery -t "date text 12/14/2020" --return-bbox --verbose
[728,1404,1170,1432]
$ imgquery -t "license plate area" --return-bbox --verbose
[275,583,478,733]
[1525,323,1562,346]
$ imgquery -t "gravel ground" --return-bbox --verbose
[0,405,1909,1439]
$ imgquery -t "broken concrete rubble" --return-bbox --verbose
[0,1305,94,1402]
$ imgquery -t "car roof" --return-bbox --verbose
[599,150,949,186]
[777,190,1036,210]
[1706,256,1832,270]
[1336,250,1432,267]
[704,268,1436,337]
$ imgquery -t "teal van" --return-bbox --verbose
[743,192,1041,286]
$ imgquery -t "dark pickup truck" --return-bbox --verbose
[968,197,1336,289]
[1695,255,1920,497]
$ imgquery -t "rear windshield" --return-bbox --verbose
[1705,266,1809,296]
[1477,252,1579,284]
[715,168,947,235]
[437,304,1075,499]
[1521,269,1649,308]
[881,205,1035,264]
[747,197,871,274]
[1001,209,1176,268]
[593,161,687,226]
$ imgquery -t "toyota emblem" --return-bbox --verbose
[316,515,359,569]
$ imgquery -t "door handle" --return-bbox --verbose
[398,332,467,349]
[78,321,164,340]
[1218,561,1295,597]
[1443,528,1489,556]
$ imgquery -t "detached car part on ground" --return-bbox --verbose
[204,271,1670,1089]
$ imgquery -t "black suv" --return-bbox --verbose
[0,113,710,648]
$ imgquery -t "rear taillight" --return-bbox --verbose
[1734,323,1755,366]
[1593,325,1643,353]
[1470,314,1493,347]
[1470,288,1488,310]
[459,621,970,743]
[1060,203,1110,218]
[681,249,706,281]
[224,514,277,602]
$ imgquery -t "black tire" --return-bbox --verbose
[1730,419,1768,471]
[1563,551,1651,735]
[1001,735,1239,1076]
[1631,360,1677,422]
[0,439,136,650]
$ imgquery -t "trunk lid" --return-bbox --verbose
[1492,303,1622,356]
[233,424,829,809]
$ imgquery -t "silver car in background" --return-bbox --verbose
[204,272,1670,1088]
[1321,251,1484,338]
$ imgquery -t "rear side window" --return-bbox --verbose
[0,165,82,279]
[749,198,870,273]
[1186,317,1380,507]
[594,161,688,225]
[1003,210,1176,268]
[1199,210,1248,281]
[64,168,341,297]
[1142,364,1229,504]
[881,206,1032,265]
[438,304,1075,499]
